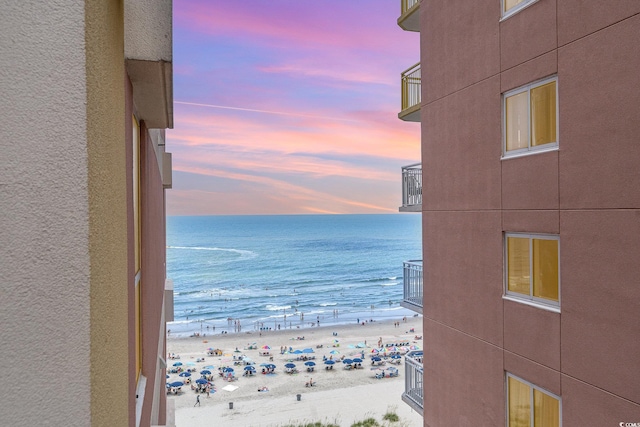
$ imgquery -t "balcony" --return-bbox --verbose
[401,260,423,314]
[399,62,421,122]
[402,350,423,415]
[400,163,422,212]
[398,0,421,32]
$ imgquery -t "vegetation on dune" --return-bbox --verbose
[278,409,405,427]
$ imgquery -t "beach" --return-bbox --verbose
[167,316,423,426]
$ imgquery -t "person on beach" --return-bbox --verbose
[194,394,200,407]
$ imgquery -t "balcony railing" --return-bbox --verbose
[402,350,424,415]
[400,163,422,212]
[401,260,423,314]
[398,0,421,32]
[399,62,421,122]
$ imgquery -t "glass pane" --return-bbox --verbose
[506,92,529,152]
[508,237,530,295]
[504,0,526,12]
[534,389,559,427]
[509,377,532,427]
[531,82,556,147]
[532,239,559,301]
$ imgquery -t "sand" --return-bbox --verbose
[167,316,423,427]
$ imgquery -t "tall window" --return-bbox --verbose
[503,77,557,158]
[505,233,559,308]
[502,0,538,18]
[133,116,142,378]
[507,374,560,427]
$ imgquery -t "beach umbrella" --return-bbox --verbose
[200,370,211,375]
[324,360,335,365]
[304,361,316,366]
[259,363,270,367]
[302,348,314,353]
[265,364,276,369]
[372,357,382,362]
[261,345,270,349]
[330,350,339,355]
[195,378,208,385]
[342,359,353,364]
[169,381,184,387]
[284,363,296,369]
[391,355,401,359]
[222,367,234,373]
[172,361,183,366]
[352,358,363,363]
[244,365,256,371]
[179,372,191,377]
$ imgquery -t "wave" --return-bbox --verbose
[319,302,337,307]
[167,246,256,257]
[265,304,292,311]
[379,282,399,287]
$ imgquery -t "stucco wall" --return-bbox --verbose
[0,1,91,425]
[85,1,129,426]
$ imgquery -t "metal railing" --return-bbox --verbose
[402,350,424,414]
[401,163,422,209]
[402,260,423,312]
[401,62,421,113]
[401,0,420,15]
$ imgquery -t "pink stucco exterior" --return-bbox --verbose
[411,1,640,425]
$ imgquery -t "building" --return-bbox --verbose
[397,1,640,425]
[0,1,174,426]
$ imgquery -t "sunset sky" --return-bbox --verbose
[167,0,420,215]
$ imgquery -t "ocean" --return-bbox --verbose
[166,214,421,336]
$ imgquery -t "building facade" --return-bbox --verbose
[398,1,640,425]
[0,1,174,426]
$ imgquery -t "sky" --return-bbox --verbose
[167,0,420,215]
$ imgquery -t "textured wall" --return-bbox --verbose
[85,1,129,426]
[0,1,91,425]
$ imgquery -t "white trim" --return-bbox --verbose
[135,374,147,427]
[500,0,539,21]
[504,233,561,310]
[506,372,562,426]
[502,76,558,159]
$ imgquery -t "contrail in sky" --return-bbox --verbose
[174,100,359,123]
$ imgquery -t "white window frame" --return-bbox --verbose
[506,373,562,427]
[502,76,558,159]
[503,232,560,312]
[500,0,539,20]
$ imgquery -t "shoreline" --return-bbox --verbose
[167,315,423,427]
[167,307,421,338]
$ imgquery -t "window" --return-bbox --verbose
[503,77,557,158]
[507,374,561,427]
[505,233,559,308]
[502,0,538,19]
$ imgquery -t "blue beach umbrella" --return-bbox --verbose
[352,358,363,363]
[179,372,191,377]
[284,363,296,369]
[166,374,170,378]
[330,350,339,355]
[304,361,316,366]
[244,365,256,371]
[391,355,401,359]
[169,381,184,387]
[372,357,382,362]
[200,370,211,375]
[222,367,234,373]
[195,378,208,385]
[343,359,353,365]
[265,364,276,370]
[172,362,183,366]
[324,360,335,365]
